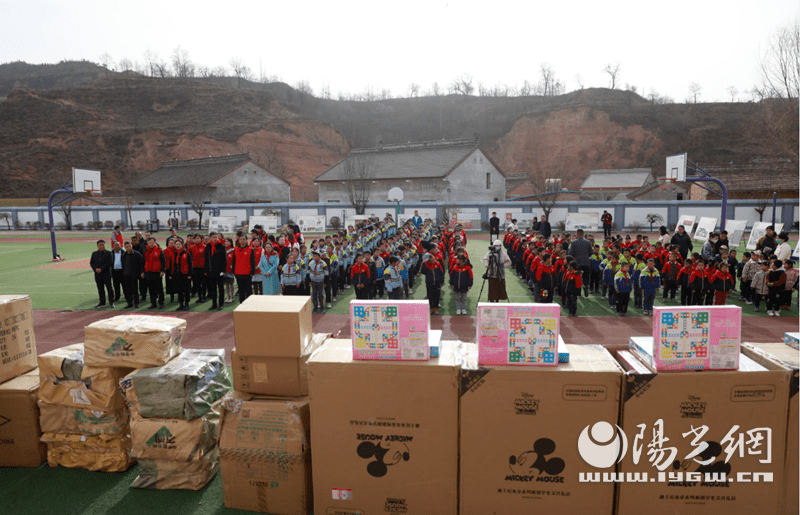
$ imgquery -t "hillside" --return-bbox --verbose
[0,66,774,200]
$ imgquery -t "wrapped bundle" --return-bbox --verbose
[130,446,219,490]
[37,402,129,437]
[84,315,184,368]
[41,432,134,472]
[130,400,221,461]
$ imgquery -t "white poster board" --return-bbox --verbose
[208,216,238,234]
[793,243,800,258]
[451,212,481,231]
[399,211,432,224]
[249,215,280,233]
[693,217,718,241]
[746,222,784,251]
[298,215,326,233]
[724,220,748,248]
[676,215,697,235]
[565,212,599,231]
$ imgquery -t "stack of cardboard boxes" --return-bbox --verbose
[220,295,322,514]
[0,295,45,468]
[120,348,231,489]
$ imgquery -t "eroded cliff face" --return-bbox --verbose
[489,106,663,189]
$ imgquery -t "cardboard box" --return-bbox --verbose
[477,303,561,366]
[84,315,185,368]
[0,369,47,467]
[611,344,791,515]
[38,402,129,437]
[652,306,741,371]
[429,329,443,358]
[350,300,430,360]
[784,332,799,350]
[234,295,312,358]
[231,333,329,397]
[131,445,219,490]
[742,342,799,515]
[119,348,230,420]
[308,338,461,515]
[0,295,37,384]
[38,343,130,411]
[130,400,220,461]
[41,432,134,472]
[219,393,311,515]
[460,344,623,515]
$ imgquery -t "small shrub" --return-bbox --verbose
[556,221,567,231]
[13,220,21,230]
[74,223,84,231]
[104,220,114,229]
[329,216,341,230]
[628,221,645,232]
[32,221,41,230]
[136,221,145,230]
[187,219,198,229]
[56,222,66,230]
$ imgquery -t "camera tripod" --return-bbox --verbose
[476,246,509,305]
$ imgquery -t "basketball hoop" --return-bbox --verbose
[656,177,676,183]
[87,189,103,199]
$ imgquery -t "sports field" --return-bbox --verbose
[0,231,794,317]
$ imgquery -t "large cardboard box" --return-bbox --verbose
[611,344,791,515]
[350,300,430,360]
[460,344,623,515]
[0,295,37,384]
[0,369,47,467]
[41,432,134,472]
[231,333,329,396]
[84,315,185,368]
[38,402,129,437]
[234,295,312,358]
[130,399,220,461]
[742,342,799,515]
[477,303,561,366]
[219,393,312,514]
[308,338,461,515]
[652,306,741,371]
[131,446,219,490]
[38,343,130,411]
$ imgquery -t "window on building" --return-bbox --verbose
[153,202,160,205]
[486,173,491,189]
[169,202,176,205]
[327,199,341,203]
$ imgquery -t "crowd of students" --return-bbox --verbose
[502,221,797,317]
[90,213,478,316]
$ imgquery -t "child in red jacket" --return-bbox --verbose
[712,262,734,305]
[563,262,583,317]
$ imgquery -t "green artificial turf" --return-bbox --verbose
[0,232,795,317]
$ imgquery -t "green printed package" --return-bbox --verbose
[119,348,231,420]
[130,446,220,490]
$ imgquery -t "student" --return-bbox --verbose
[251,238,265,296]
[372,249,386,299]
[614,262,633,316]
[603,256,619,308]
[191,234,207,303]
[351,253,372,300]
[766,259,786,316]
[280,254,303,296]
[739,252,755,303]
[231,235,256,303]
[751,261,770,312]
[782,260,798,311]
[120,241,144,308]
[322,248,334,307]
[450,254,473,315]
[421,254,445,315]
[171,239,192,311]
[143,237,166,309]
[639,259,661,316]
[631,254,646,309]
[536,254,556,303]
[661,253,680,302]
[308,250,329,313]
[688,261,710,306]
[383,256,403,300]
[703,261,717,306]
[712,263,734,305]
[224,237,235,303]
[205,233,228,310]
[259,242,280,296]
[589,245,604,294]
[563,262,583,317]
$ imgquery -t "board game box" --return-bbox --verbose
[651,306,741,371]
[785,332,800,350]
[350,300,430,361]
[476,303,560,366]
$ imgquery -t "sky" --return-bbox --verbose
[1,0,797,102]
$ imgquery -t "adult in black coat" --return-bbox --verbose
[489,212,500,241]
[670,225,694,260]
[120,241,144,308]
[540,216,552,239]
[204,233,228,310]
[90,240,115,308]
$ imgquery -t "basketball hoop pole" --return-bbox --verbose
[684,160,728,231]
[47,180,77,261]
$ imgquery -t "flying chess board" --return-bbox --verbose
[477,303,561,366]
[350,300,430,361]
[659,311,709,359]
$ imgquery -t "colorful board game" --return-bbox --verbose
[350,300,430,361]
[651,306,741,371]
[784,332,800,350]
[477,303,560,366]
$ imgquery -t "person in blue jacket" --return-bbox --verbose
[280,254,303,295]
[421,253,445,315]
[614,262,633,316]
[449,254,473,315]
[383,256,404,300]
[259,242,281,296]
[639,259,662,316]
[603,256,619,309]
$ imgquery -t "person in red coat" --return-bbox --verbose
[163,238,176,303]
[143,237,166,309]
[170,239,192,311]
[191,234,207,303]
[231,235,256,304]
[563,262,583,316]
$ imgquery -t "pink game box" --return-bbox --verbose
[350,300,430,361]
[477,303,561,366]
[652,306,741,371]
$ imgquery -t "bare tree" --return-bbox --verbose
[575,74,585,90]
[211,65,228,77]
[182,185,212,229]
[99,53,114,69]
[408,83,420,98]
[229,57,252,88]
[320,82,331,99]
[754,197,770,222]
[450,74,474,96]
[603,62,621,89]
[688,82,702,103]
[0,212,11,230]
[343,156,374,215]
[118,57,133,72]
[295,80,314,96]
[539,63,556,96]
[727,85,738,102]
[645,213,664,232]
[431,82,441,96]
[57,201,73,230]
[122,191,138,229]
[262,144,291,180]
[171,46,194,78]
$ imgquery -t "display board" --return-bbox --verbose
[297,215,326,233]
[676,215,696,235]
[565,212,599,231]
[746,222,784,251]
[208,216,238,234]
[692,217,718,241]
[248,215,280,233]
[724,219,748,247]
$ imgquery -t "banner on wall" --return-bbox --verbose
[565,212,599,231]
[297,215,326,233]
[208,216,238,234]
[746,222,784,251]
[724,219,748,247]
[248,215,280,233]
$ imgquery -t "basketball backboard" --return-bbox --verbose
[388,187,404,201]
[665,153,687,182]
[72,168,102,193]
